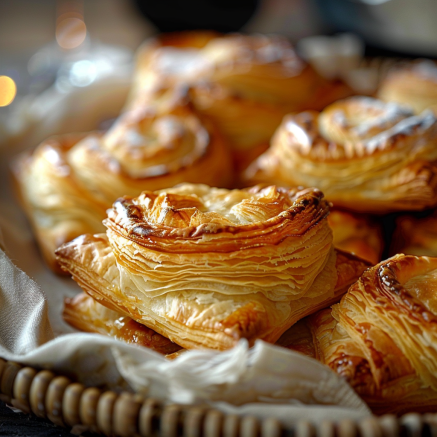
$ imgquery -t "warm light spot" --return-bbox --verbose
[56,17,86,50]
[0,76,17,107]
[56,11,84,25]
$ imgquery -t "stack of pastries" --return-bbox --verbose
[13,32,437,413]
[55,184,369,349]
[13,86,232,272]
[377,60,437,259]
[127,31,352,169]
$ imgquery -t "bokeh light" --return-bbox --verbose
[56,15,87,50]
[0,76,17,107]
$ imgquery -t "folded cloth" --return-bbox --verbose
[0,239,53,354]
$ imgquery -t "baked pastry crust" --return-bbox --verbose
[130,33,348,111]
[328,210,383,264]
[13,88,232,272]
[245,96,437,213]
[127,30,220,102]
[391,211,437,257]
[128,32,352,171]
[281,254,437,414]
[64,292,181,355]
[378,60,437,115]
[55,183,369,350]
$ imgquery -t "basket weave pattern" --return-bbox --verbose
[0,357,436,437]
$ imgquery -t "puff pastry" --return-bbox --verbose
[281,254,437,414]
[13,87,232,272]
[129,32,352,170]
[127,30,219,100]
[245,96,437,213]
[391,210,437,257]
[328,210,383,264]
[64,293,181,355]
[378,60,437,115]
[55,183,369,350]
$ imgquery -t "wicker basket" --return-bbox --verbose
[1,357,436,437]
[2,55,432,437]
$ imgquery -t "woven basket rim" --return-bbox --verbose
[0,356,435,437]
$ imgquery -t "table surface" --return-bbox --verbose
[0,400,93,436]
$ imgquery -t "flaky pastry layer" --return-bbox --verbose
[245,96,437,213]
[56,183,368,350]
[64,293,181,355]
[281,254,437,414]
[13,88,232,272]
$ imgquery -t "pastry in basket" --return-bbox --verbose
[64,293,181,355]
[378,60,437,115]
[128,30,219,98]
[328,210,383,265]
[128,32,352,170]
[55,183,369,350]
[391,210,437,257]
[280,254,437,414]
[13,87,232,273]
[245,96,437,213]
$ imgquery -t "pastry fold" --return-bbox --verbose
[64,293,181,355]
[128,32,352,170]
[55,183,369,350]
[245,96,437,213]
[281,254,437,414]
[13,88,232,272]
[378,60,437,115]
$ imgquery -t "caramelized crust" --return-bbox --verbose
[106,184,329,245]
[64,293,181,355]
[13,87,232,272]
[378,60,437,114]
[282,254,437,414]
[245,96,437,213]
[55,183,368,350]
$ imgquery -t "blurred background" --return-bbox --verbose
[1,0,437,146]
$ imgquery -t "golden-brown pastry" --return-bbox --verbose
[55,183,369,350]
[13,87,232,273]
[64,293,181,355]
[245,96,437,213]
[328,210,383,264]
[280,254,437,414]
[391,210,437,257]
[130,33,348,110]
[127,30,220,100]
[378,60,437,114]
[129,32,352,171]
